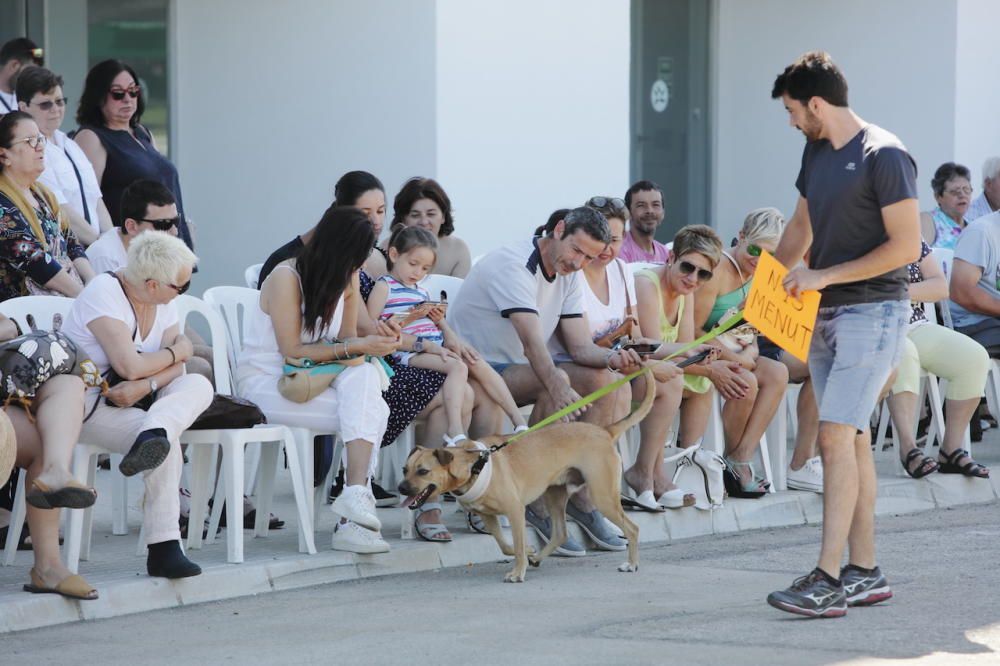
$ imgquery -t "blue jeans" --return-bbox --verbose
[808,300,909,432]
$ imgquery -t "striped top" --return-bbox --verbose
[378,274,444,345]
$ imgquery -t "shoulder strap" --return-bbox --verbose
[62,147,92,225]
[108,271,139,342]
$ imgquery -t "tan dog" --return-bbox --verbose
[399,367,656,583]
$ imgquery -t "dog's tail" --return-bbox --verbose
[605,366,656,441]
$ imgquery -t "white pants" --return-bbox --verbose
[239,363,389,479]
[81,374,214,545]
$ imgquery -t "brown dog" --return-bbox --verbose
[399,368,655,582]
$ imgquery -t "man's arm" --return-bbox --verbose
[951,258,1000,317]
[774,196,812,268]
[784,198,921,297]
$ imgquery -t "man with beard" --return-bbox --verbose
[766,51,920,618]
[619,180,670,263]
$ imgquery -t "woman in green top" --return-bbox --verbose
[692,208,789,497]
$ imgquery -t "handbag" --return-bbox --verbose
[715,306,759,353]
[666,443,726,510]
[188,394,266,430]
[594,260,636,349]
[278,353,394,403]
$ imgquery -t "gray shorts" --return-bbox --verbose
[808,300,909,433]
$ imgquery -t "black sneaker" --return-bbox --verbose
[840,564,893,606]
[767,568,847,618]
[371,482,398,508]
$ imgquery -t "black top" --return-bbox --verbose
[796,124,918,307]
[257,236,304,289]
[79,123,192,249]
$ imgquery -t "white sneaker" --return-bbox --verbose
[330,485,381,531]
[331,520,390,554]
[787,456,824,493]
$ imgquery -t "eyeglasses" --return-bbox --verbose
[586,196,627,213]
[163,280,190,295]
[944,186,973,197]
[746,243,763,257]
[30,97,68,111]
[9,134,46,150]
[109,86,141,101]
[138,216,180,232]
[677,260,714,282]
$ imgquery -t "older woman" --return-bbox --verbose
[1,314,98,599]
[0,111,94,301]
[389,177,471,277]
[73,60,192,248]
[63,231,212,579]
[240,206,398,554]
[692,208,789,497]
[17,66,112,246]
[920,162,973,250]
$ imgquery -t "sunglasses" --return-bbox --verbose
[10,134,46,150]
[138,216,180,232]
[164,280,190,295]
[677,260,714,282]
[587,196,627,213]
[746,243,763,257]
[109,86,141,101]
[30,97,68,111]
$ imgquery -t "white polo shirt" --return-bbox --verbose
[37,130,103,235]
[86,228,129,273]
[448,238,584,365]
[0,90,16,114]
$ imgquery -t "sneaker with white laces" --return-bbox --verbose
[330,485,381,531]
[331,521,390,554]
[787,456,824,493]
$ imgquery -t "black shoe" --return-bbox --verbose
[328,468,345,502]
[371,482,398,508]
[119,428,170,477]
[841,564,893,606]
[147,540,202,579]
[767,568,847,618]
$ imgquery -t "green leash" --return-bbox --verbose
[500,309,745,446]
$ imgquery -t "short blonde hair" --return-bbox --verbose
[124,231,197,287]
[741,207,784,246]
[672,224,723,267]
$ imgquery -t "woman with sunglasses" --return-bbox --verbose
[0,111,95,302]
[16,65,112,246]
[388,177,471,277]
[63,230,213,579]
[73,60,192,249]
[692,208,790,498]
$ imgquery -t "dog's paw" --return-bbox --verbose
[528,555,541,568]
[617,562,638,573]
[503,571,526,583]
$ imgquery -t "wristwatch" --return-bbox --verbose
[149,378,158,394]
[413,339,425,353]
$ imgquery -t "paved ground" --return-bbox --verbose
[5,501,999,665]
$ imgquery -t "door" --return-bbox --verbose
[630,0,710,241]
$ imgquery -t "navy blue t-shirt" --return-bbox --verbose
[796,124,918,307]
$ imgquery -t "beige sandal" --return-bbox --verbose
[23,567,99,601]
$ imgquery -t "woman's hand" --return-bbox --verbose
[443,336,481,365]
[104,379,152,408]
[354,335,400,358]
[708,361,751,400]
[169,335,194,363]
[427,342,461,361]
[375,318,402,340]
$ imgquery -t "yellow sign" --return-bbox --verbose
[744,251,820,363]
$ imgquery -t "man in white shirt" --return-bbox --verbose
[449,206,644,554]
[968,156,1000,222]
[0,38,42,115]
[88,180,180,274]
[16,65,112,244]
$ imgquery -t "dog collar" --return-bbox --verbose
[454,453,493,505]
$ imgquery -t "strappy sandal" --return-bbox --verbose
[23,567,98,601]
[937,448,990,479]
[620,490,665,513]
[723,458,768,499]
[901,448,938,479]
[26,479,97,510]
[414,502,452,542]
[466,510,490,535]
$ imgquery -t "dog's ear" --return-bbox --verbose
[405,446,424,462]
[433,448,454,466]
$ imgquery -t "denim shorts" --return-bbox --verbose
[808,300,909,432]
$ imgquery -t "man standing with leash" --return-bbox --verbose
[767,51,920,618]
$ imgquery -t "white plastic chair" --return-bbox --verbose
[244,263,263,289]
[705,392,775,493]
[418,274,464,302]
[175,295,316,561]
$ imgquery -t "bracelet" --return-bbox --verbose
[344,340,350,358]
[166,346,176,364]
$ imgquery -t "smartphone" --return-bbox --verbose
[622,342,659,356]
[675,349,712,369]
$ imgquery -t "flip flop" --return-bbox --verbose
[23,568,98,601]
[621,490,665,513]
[26,479,97,510]
[656,488,696,509]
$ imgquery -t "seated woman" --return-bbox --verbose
[64,231,213,579]
[563,197,693,511]
[1,314,98,599]
[0,111,94,301]
[634,226,747,488]
[692,208,789,497]
[920,162,973,250]
[238,206,398,554]
[388,177,471,277]
[886,239,990,478]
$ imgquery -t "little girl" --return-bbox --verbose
[367,226,528,446]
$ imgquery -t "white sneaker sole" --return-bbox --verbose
[331,539,390,554]
[786,479,824,493]
[330,496,382,531]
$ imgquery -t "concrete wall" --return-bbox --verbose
[954,0,1000,191]
[712,0,957,243]
[172,0,437,291]
[435,0,630,257]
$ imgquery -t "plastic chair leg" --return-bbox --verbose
[80,455,99,560]
[110,454,128,535]
[221,436,245,563]
[253,441,280,538]
[186,443,217,550]
[285,431,317,555]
